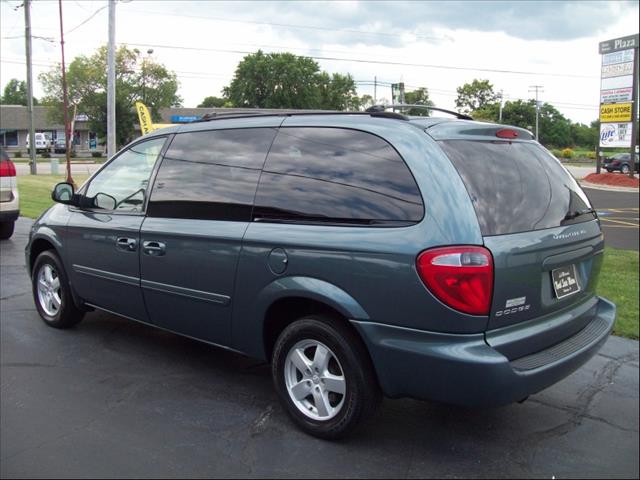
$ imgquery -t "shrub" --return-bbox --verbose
[91,151,103,158]
[13,151,22,158]
[586,151,596,159]
[560,148,574,159]
[70,150,77,158]
[42,151,51,158]
[550,148,562,158]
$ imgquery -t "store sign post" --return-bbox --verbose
[597,33,639,177]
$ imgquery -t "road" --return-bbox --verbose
[1,218,638,478]
[585,187,639,251]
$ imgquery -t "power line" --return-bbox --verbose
[121,41,598,79]
[65,4,107,35]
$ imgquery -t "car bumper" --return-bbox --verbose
[351,296,615,407]
[0,209,19,222]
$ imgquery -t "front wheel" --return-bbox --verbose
[32,250,84,329]
[272,315,381,439]
[621,164,631,174]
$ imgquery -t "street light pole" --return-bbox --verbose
[107,0,116,159]
[24,0,36,174]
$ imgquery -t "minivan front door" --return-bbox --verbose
[65,137,168,321]
[140,126,278,345]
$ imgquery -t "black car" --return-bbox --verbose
[603,153,639,174]
[53,138,67,154]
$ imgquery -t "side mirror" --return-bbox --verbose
[52,182,75,204]
[93,193,117,210]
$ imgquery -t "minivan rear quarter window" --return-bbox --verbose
[253,127,424,225]
[439,140,595,236]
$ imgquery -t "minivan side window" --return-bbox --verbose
[147,128,277,221]
[253,127,424,225]
[84,136,166,212]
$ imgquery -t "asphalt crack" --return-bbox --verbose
[510,351,639,474]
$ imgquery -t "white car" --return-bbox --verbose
[26,132,51,153]
[0,147,19,239]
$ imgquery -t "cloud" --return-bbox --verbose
[165,0,638,45]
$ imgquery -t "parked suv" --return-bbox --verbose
[0,146,19,239]
[603,152,639,174]
[26,108,615,439]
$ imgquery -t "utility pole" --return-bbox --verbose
[58,0,73,185]
[24,0,36,174]
[373,76,377,105]
[498,89,504,123]
[107,0,116,159]
[529,85,544,141]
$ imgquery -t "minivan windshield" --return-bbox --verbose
[439,140,595,236]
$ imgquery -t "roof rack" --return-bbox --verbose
[366,104,473,120]
[191,109,409,123]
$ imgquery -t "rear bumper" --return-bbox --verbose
[352,296,615,407]
[0,209,19,222]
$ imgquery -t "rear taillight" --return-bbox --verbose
[416,246,493,316]
[0,160,16,177]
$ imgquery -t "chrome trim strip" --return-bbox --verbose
[73,264,139,286]
[141,279,230,305]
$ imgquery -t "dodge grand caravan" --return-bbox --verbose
[26,107,615,439]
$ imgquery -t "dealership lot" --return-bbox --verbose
[1,218,638,478]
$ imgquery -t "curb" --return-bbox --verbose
[579,181,639,193]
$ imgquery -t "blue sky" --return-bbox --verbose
[1,1,638,124]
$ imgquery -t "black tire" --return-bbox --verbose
[272,315,381,439]
[605,168,613,173]
[0,221,14,240]
[621,164,630,174]
[31,250,84,329]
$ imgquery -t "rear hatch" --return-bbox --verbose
[430,124,603,354]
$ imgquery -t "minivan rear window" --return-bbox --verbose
[439,140,595,236]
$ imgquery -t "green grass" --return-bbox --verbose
[15,177,640,340]
[17,174,89,219]
[598,247,639,340]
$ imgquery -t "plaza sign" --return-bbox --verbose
[598,34,638,153]
[599,34,639,54]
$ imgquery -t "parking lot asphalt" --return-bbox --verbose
[584,187,639,251]
[1,219,638,479]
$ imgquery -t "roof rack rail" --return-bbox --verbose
[366,104,473,120]
[190,109,411,124]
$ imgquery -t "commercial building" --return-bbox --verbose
[0,105,96,152]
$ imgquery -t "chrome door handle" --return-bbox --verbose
[116,237,137,252]
[142,241,166,256]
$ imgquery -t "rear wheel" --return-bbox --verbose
[272,315,380,439]
[0,221,14,239]
[32,250,84,329]
[621,164,630,174]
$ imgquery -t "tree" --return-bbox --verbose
[317,72,360,110]
[455,79,498,115]
[39,45,181,148]
[357,94,374,110]
[1,79,38,106]
[198,96,227,108]
[403,87,434,116]
[498,99,573,147]
[223,50,358,110]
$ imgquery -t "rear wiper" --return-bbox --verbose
[564,208,596,220]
